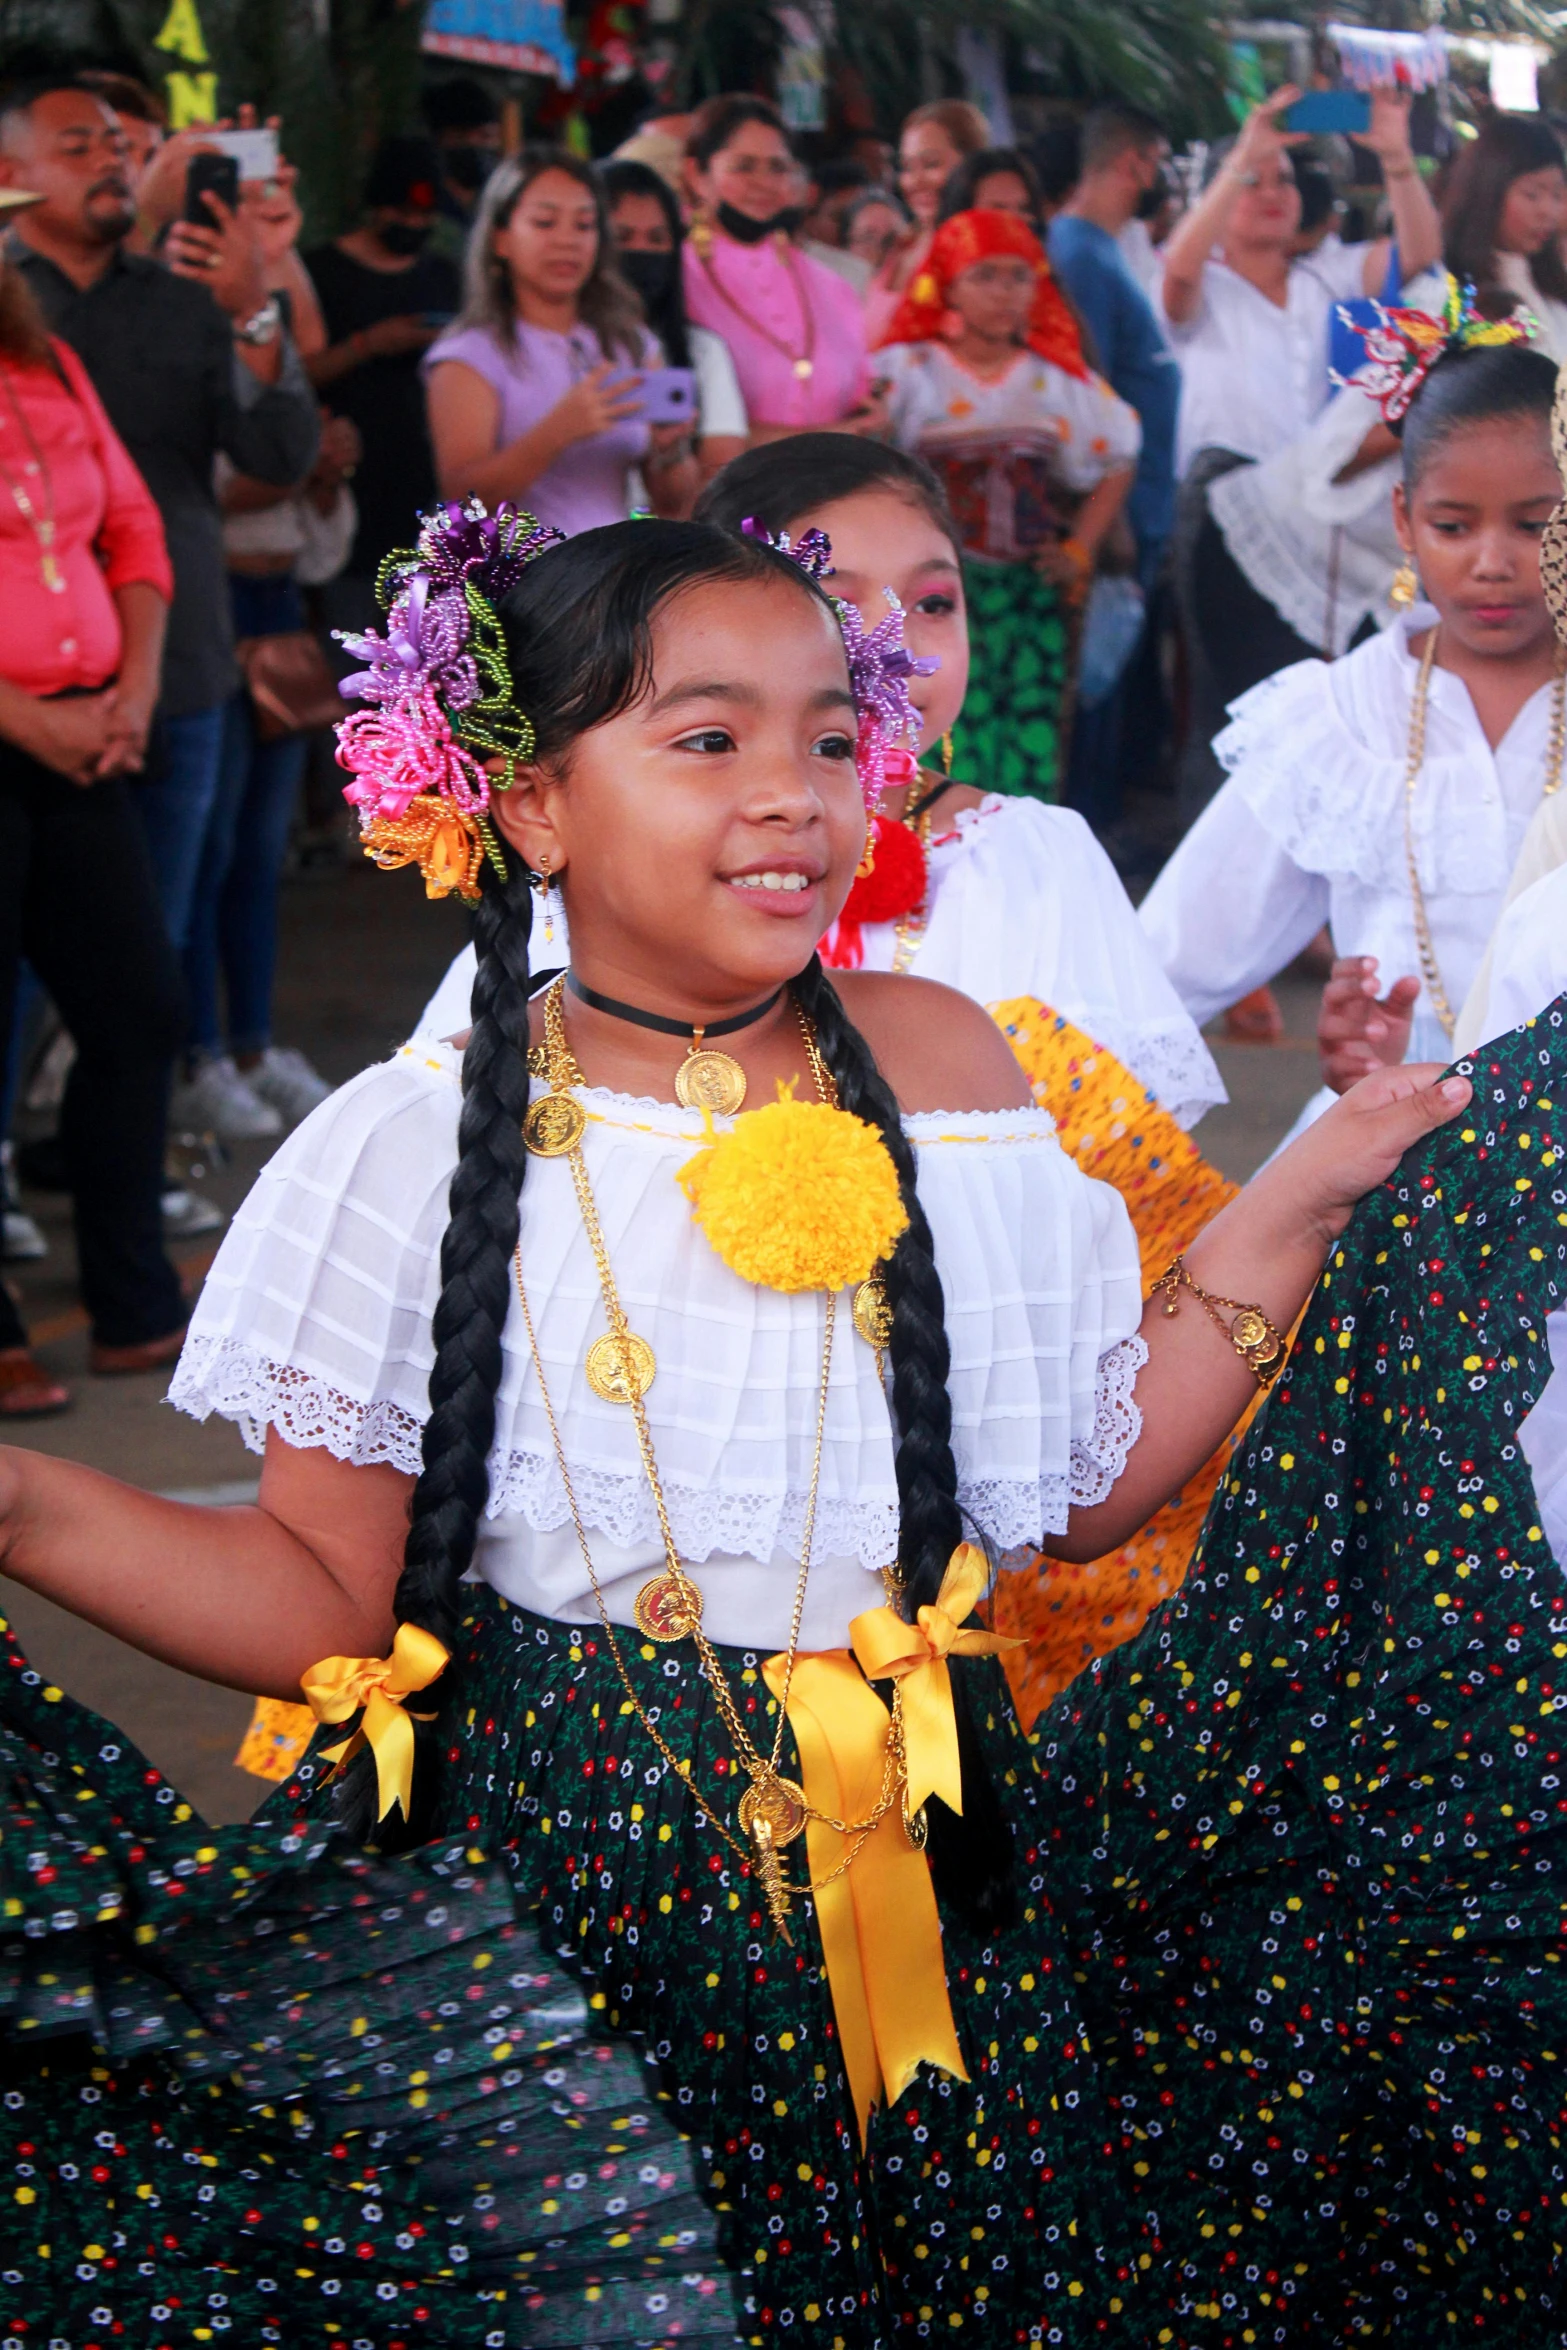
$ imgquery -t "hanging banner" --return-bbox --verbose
[422,0,576,84]
[152,0,218,127]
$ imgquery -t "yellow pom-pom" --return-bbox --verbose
[677,1090,908,1293]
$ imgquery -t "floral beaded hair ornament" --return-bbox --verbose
[1336,269,1538,426]
[333,498,565,901]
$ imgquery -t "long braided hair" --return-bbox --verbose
[346,518,1010,1920]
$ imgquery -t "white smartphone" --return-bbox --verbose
[211,126,280,182]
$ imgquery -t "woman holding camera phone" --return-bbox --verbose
[425,149,698,531]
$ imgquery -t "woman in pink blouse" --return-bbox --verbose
[682,96,878,439]
[0,224,187,1416]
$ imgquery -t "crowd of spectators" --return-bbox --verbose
[0,55,1561,1417]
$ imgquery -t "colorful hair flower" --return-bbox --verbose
[742,517,937,810]
[333,498,563,900]
[1338,269,1538,425]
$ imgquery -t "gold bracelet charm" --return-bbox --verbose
[1152,1254,1287,1391]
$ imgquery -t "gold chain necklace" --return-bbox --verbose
[0,365,64,596]
[516,974,905,1932]
[1404,625,1566,1041]
[694,232,817,380]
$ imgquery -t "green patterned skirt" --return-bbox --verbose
[951,559,1070,801]
[3,1003,1567,2343]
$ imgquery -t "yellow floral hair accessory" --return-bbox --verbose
[677,1087,908,1293]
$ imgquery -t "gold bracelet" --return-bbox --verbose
[1151,1254,1288,1391]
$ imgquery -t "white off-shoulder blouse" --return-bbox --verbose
[413,796,1225,1132]
[170,1041,1147,1649]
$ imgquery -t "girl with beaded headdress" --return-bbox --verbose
[1144,276,1563,1137]
[0,492,1553,2346]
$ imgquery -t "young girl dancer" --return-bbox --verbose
[0,504,1552,2349]
[1143,290,1561,1116]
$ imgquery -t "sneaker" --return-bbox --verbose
[245,1045,333,1128]
[0,1145,45,1262]
[162,1186,226,1240]
[170,1055,282,1143]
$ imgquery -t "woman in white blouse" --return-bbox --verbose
[1145,332,1562,1122]
[0,508,1476,2342]
[1441,112,1567,361]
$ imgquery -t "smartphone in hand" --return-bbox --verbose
[1282,89,1371,135]
[185,151,240,223]
[602,366,699,425]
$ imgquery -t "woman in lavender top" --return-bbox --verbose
[424,148,698,534]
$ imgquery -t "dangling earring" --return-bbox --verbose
[689,207,713,260]
[855,822,878,881]
[534,852,556,947]
[940,730,955,777]
[1390,558,1420,610]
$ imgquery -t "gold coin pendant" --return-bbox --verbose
[738,1772,808,1847]
[633,1570,702,1642]
[1231,1309,1271,1353]
[523,1092,586,1156]
[585,1330,657,1403]
[792,356,814,381]
[852,1273,893,1351]
[674,1048,747,1115]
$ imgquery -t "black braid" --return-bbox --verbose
[336,853,534,1847]
[792,955,1016,1930]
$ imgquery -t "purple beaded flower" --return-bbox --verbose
[742,516,937,810]
[333,499,562,900]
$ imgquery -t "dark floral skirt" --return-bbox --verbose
[2,1004,1567,2346]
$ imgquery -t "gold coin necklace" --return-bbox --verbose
[563,969,788,1116]
[515,975,906,1933]
[1403,624,1566,1042]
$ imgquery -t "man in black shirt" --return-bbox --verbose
[304,137,460,636]
[2,78,319,960]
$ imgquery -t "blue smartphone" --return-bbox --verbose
[1283,89,1371,135]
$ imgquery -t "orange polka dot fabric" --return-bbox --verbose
[987,998,1245,1726]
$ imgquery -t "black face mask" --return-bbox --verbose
[380,219,432,257]
[618,246,678,310]
[716,199,796,245]
[1134,168,1171,223]
[443,143,492,195]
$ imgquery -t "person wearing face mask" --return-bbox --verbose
[682,95,878,440]
[422,75,504,270]
[603,157,747,489]
[303,137,460,633]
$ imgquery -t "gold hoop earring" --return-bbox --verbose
[534,853,556,947]
[1390,558,1420,610]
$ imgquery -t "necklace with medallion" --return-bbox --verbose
[0,366,66,596]
[517,972,907,1933]
[1403,625,1567,1041]
[693,231,817,381]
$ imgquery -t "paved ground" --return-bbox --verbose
[0,852,1326,1826]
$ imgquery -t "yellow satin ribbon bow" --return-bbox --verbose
[760,1544,1018,2148]
[300,1622,450,1823]
[849,1542,1021,1816]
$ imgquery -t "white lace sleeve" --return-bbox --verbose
[1067,1334,1147,1509]
[167,1050,455,1462]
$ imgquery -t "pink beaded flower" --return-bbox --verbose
[333,500,563,900]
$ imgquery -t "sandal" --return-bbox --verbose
[0,1347,70,1417]
[1222,984,1285,1045]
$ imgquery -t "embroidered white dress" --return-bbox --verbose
[1140,607,1566,1066]
[170,1040,1147,1651]
[413,799,1225,1131]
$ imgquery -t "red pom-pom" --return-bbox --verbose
[838,814,928,926]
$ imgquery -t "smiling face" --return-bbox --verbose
[491,575,865,1014]
[1393,411,1560,663]
[695,119,797,229]
[492,166,600,305]
[899,120,963,229]
[785,485,968,754]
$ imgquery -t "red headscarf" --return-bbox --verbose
[875,207,1089,382]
